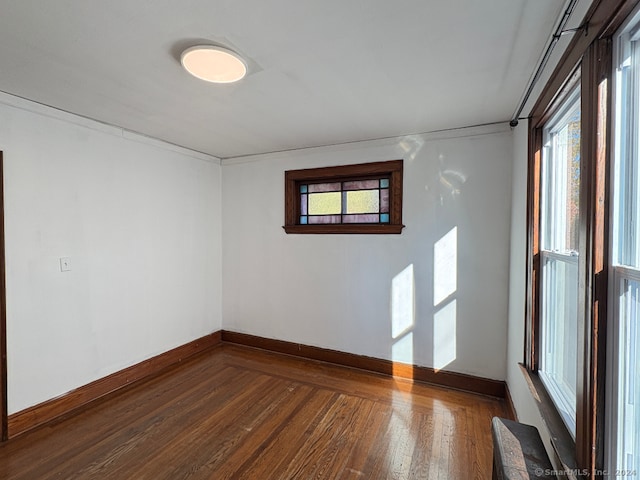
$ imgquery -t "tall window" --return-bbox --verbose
[539,87,581,437]
[525,0,640,474]
[611,14,640,473]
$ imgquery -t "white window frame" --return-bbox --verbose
[608,7,640,473]
[539,86,581,438]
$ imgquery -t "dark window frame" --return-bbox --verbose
[283,160,404,234]
[523,0,640,475]
[525,68,583,474]
[0,151,6,443]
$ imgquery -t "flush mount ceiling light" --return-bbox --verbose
[181,45,247,84]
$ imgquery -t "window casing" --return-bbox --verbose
[525,30,612,478]
[283,160,404,234]
[524,1,640,476]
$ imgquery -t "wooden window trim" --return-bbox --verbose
[525,0,629,474]
[526,42,611,479]
[283,160,404,234]
[0,152,6,443]
[520,365,578,473]
[576,37,611,475]
[528,0,639,126]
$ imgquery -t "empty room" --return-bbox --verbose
[0,0,639,478]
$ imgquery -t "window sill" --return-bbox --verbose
[520,363,578,478]
[283,224,405,234]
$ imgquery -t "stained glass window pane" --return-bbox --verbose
[343,214,379,223]
[381,189,389,213]
[308,192,342,215]
[308,182,341,193]
[346,190,379,214]
[343,180,379,190]
[309,215,342,224]
[286,161,402,232]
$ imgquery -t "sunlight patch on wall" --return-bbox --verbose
[398,135,425,161]
[391,264,415,377]
[434,299,457,371]
[392,332,414,365]
[433,227,457,371]
[392,264,415,339]
[434,227,457,306]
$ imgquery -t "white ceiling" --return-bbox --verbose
[0,1,571,159]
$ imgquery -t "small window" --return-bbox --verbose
[283,160,404,234]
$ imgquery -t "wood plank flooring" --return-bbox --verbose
[0,344,507,479]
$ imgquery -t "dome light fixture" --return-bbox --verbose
[181,45,247,84]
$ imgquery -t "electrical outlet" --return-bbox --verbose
[60,257,71,272]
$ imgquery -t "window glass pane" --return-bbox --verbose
[343,179,379,190]
[381,189,390,213]
[346,190,379,214]
[614,33,640,269]
[308,192,341,215]
[301,194,307,215]
[540,253,578,435]
[342,214,379,223]
[612,22,640,473]
[308,182,341,193]
[541,98,581,253]
[309,215,342,224]
[617,275,640,473]
[539,86,580,437]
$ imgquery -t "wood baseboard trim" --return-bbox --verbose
[504,382,517,420]
[221,331,506,398]
[8,331,222,438]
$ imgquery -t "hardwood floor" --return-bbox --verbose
[0,344,507,479]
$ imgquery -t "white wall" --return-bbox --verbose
[0,95,223,414]
[0,92,515,415]
[222,125,513,381]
